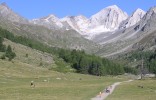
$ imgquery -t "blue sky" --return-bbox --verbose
[0,0,156,19]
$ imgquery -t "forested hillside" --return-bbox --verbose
[0,27,133,76]
[0,36,16,61]
[117,51,156,76]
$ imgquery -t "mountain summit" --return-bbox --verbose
[88,5,128,37]
[90,5,128,29]
[119,8,146,29]
[0,2,27,23]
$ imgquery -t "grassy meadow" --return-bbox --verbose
[106,78,156,100]
[0,59,128,100]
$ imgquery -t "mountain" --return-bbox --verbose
[1,2,156,58]
[28,5,131,53]
[96,7,156,57]
[31,14,64,29]
[61,5,128,39]
[91,9,146,45]
[89,5,128,33]
[131,6,156,51]
[60,15,89,35]
[0,3,99,53]
[0,3,28,23]
[119,8,146,29]
[31,5,145,42]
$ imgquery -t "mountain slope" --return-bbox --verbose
[131,7,156,51]
[0,3,28,23]
[60,15,89,35]
[0,3,99,53]
[3,39,55,68]
[96,6,156,57]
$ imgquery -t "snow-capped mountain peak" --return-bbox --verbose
[119,8,146,29]
[134,8,145,14]
[131,8,146,19]
[29,5,148,40]
[106,5,122,10]
[87,5,128,38]
[60,5,129,39]
[43,14,63,27]
[43,14,58,21]
[74,15,88,20]
[31,14,63,28]
[90,5,128,29]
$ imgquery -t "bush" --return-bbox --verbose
[26,54,28,57]
[1,54,6,60]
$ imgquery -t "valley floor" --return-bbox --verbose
[1,59,156,100]
[0,59,127,100]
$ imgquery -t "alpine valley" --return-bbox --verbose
[1,2,156,100]
[0,3,156,58]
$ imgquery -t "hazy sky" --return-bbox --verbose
[0,0,156,19]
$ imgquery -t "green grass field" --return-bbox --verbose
[0,59,128,100]
[106,79,156,100]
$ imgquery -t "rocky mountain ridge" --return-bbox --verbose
[31,5,145,39]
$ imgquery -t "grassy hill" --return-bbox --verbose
[3,39,54,68]
[0,38,128,100]
[2,39,75,73]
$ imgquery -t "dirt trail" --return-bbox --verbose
[91,80,133,100]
